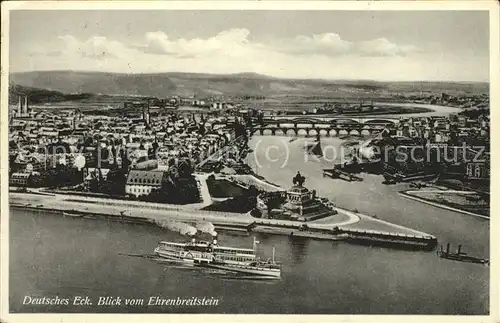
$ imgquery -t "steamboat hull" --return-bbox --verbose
[438,252,489,265]
[196,262,281,278]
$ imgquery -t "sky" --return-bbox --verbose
[9,10,490,82]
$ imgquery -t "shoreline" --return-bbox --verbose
[399,191,489,220]
[9,190,437,250]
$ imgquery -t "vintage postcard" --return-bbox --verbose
[1,1,498,322]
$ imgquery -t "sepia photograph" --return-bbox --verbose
[1,1,498,321]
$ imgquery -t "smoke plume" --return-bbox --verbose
[154,219,198,236]
[195,221,218,237]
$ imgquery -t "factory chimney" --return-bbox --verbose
[18,96,22,116]
[24,96,29,115]
[142,104,147,123]
[143,102,151,126]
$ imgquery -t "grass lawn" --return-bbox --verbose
[207,178,248,198]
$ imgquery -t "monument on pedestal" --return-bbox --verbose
[255,171,337,221]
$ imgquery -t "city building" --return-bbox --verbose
[10,172,32,187]
[125,170,166,197]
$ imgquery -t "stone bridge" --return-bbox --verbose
[263,116,400,125]
[251,117,398,137]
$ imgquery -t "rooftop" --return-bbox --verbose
[126,170,165,186]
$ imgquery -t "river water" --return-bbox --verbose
[9,134,489,314]
[372,102,464,118]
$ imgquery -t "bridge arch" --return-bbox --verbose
[297,129,308,136]
[319,129,329,137]
[308,129,319,136]
[329,129,338,136]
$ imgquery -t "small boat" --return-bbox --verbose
[62,211,84,217]
[323,168,363,182]
[409,182,427,189]
[437,243,489,265]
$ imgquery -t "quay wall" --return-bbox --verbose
[9,192,436,250]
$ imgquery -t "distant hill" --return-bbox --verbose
[9,70,489,99]
[8,83,95,105]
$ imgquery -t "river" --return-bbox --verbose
[9,134,489,314]
[372,102,464,118]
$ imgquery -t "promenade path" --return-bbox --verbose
[194,173,214,207]
[10,190,356,229]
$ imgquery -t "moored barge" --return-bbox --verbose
[437,243,489,265]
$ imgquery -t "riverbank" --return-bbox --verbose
[285,105,434,116]
[9,190,437,249]
[399,190,490,220]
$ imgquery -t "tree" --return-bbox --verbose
[88,169,99,192]
[41,164,80,188]
[147,176,200,205]
[247,185,258,197]
[29,173,44,187]
[250,208,262,218]
[97,168,104,183]
[149,142,159,159]
[120,149,130,171]
[265,197,280,214]
[257,112,264,126]
[198,124,206,136]
[176,159,194,178]
[107,169,126,194]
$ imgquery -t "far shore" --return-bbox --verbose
[399,191,489,220]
